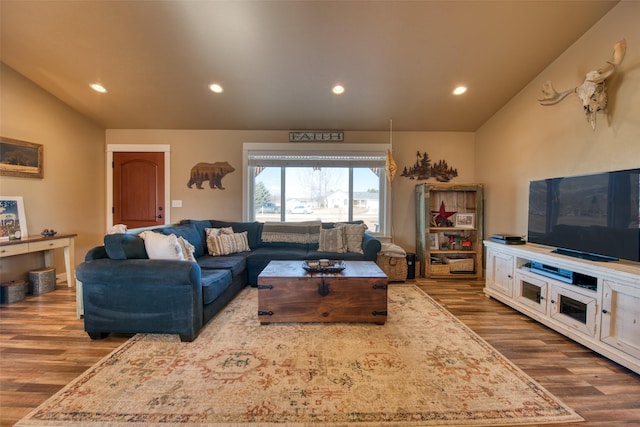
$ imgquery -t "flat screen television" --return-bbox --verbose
[527,168,640,262]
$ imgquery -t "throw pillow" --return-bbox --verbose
[318,227,347,253]
[177,236,196,261]
[335,223,368,254]
[159,224,205,258]
[138,231,184,260]
[261,221,321,244]
[205,227,234,237]
[208,231,251,256]
[205,227,234,255]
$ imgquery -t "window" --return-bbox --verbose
[243,143,390,235]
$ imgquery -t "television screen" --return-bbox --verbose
[528,169,640,262]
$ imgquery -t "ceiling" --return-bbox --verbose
[0,1,619,131]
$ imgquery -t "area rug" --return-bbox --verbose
[17,285,583,427]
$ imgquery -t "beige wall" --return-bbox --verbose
[0,63,105,281]
[476,1,640,239]
[106,129,476,252]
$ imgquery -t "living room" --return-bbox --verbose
[1,1,639,426]
[0,2,638,278]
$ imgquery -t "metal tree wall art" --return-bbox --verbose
[538,39,627,130]
[401,151,458,182]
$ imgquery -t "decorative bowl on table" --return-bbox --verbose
[303,259,346,273]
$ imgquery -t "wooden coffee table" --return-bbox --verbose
[257,260,388,324]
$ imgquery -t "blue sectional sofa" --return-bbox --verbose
[76,219,381,342]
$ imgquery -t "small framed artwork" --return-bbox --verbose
[0,196,28,240]
[429,233,439,250]
[455,213,475,228]
[0,136,44,179]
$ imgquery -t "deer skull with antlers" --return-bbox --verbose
[538,39,626,130]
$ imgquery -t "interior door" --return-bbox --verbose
[113,152,165,229]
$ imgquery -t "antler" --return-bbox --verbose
[588,38,627,83]
[538,39,627,106]
[538,81,575,106]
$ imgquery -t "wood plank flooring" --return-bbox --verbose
[1,280,639,426]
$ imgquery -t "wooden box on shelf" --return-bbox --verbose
[415,183,483,279]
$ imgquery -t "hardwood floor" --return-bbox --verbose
[0,283,129,426]
[1,280,639,426]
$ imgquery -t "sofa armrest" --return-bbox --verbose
[77,258,201,288]
[362,232,382,261]
[77,258,204,341]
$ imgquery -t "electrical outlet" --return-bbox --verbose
[171,200,182,208]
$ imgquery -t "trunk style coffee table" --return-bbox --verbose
[257,260,388,324]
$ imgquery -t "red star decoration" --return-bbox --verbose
[432,201,456,226]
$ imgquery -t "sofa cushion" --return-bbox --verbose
[104,234,148,260]
[245,247,310,286]
[158,224,205,258]
[197,254,247,277]
[318,227,347,253]
[200,269,233,305]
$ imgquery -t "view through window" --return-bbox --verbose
[245,145,389,234]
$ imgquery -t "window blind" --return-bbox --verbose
[247,151,386,168]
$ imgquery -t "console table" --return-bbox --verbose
[484,240,640,374]
[0,234,77,288]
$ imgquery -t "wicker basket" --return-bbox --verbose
[28,267,56,294]
[429,263,450,275]
[376,255,407,282]
[443,256,474,273]
[1,280,27,304]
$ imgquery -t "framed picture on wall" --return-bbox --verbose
[0,136,44,179]
[0,196,28,240]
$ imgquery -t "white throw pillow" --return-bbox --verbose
[138,231,184,260]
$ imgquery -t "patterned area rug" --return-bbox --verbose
[17,285,583,426]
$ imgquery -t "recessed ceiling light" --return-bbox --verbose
[209,83,224,93]
[332,85,345,95]
[90,83,107,93]
[453,86,467,95]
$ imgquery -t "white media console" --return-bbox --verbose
[484,240,640,375]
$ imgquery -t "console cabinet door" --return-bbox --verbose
[549,285,598,338]
[514,271,548,315]
[601,279,640,359]
[486,248,514,298]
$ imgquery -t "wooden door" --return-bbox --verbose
[113,152,165,229]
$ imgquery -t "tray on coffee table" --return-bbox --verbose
[302,260,346,273]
